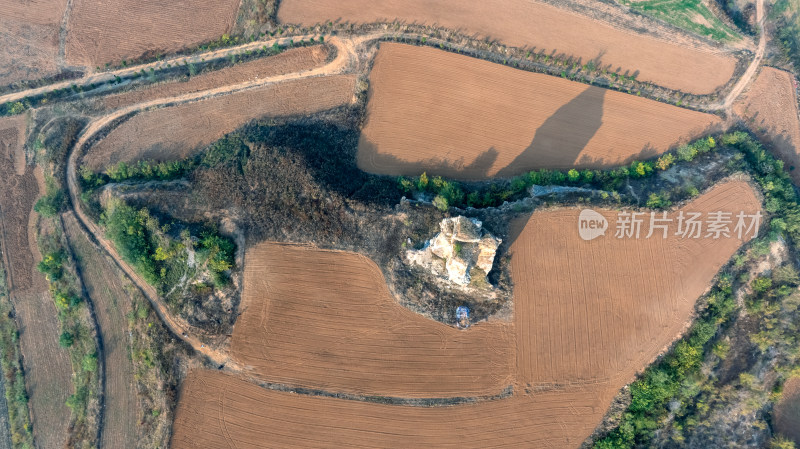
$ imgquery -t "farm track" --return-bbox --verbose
[711,0,766,112]
[0,117,72,449]
[0,0,767,444]
[64,35,361,372]
[171,181,763,448]
[0,0,765,113]
[63,212,138,449]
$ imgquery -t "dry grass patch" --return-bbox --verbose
[0,0,66,85]
[358,43,721,180]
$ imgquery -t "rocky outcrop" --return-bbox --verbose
[407,216,501,286]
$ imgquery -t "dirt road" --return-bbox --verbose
[711,0,766,112]
[64,35,360,370]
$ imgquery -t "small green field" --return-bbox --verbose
[620,0,741,41]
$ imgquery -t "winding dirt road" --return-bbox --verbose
[64,35,361,369]
[711,0,766,112]
[47,0,773,378]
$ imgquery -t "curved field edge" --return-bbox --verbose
[62,213,137,448]
[277,0,738,94]
[81,75,357,171]
[593,132,800,448]
[170,179,761,448]
[34,212,102,447]
[231,242,516,399]
[358,42,723,181]
[734,67,800,184]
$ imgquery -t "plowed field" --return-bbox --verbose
[84,75,356,170]
[278,0,736,94]
[63,213,138,449]
[65,0,239,67]
[172,369,608,449]
[358,44,721,180]
[0,0,66,85]
[774,376,800,445]
[0,116,72,449]
[510,180,761,387]
[231,243,515,398]
[174,181,760,448]
[734,68,800,183]
[101,46,330,111]
[66,0,239,67]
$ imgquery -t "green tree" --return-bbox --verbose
[58,331,74,348]
[432,195,449,211]
[567,169,581,182]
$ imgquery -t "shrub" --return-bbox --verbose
[567,169,581,182]
[58,331,74,348]
[646,193,671,209]
[432,195,449,211]
[37,252,64,281]
[655,153,675,171]
[677,144,698,162]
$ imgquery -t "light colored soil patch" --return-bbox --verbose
[0,0,66,86]
[0,20,61,86]
[358,43,722,180]
[173,182,760,447]
[84,75,356,171]
[63,213,138,449]
[231,243,516,398]
[734,67,800,183]
[0,117,72,449]
[774,376,800,445]
[509,180,760,387]
[101,45,330,111]
[65,0,240,67]
[278,0,736,93]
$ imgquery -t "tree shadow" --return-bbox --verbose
[358,132,500,180]
[495,85,607,178]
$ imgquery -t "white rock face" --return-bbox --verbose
[407,216,502,286]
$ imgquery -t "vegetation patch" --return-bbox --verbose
[619,0,741,41]
[593,132,800,448]
[35,223,101,448]
[0,250,34,448]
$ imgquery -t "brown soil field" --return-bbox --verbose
[84,75,356,171]
[734,68,800,183]
[509,180,760,387]
[278,0,736,94]
[0,117,72,449]
[63,213,138,449]
[101,46,330,111]
[358,44,722,180]
[173,181,760,448]
[231,243,516,398]
[0,0,66,85]
[774,376,800,445]
[172,369,608,449]
[65,0,240,67]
